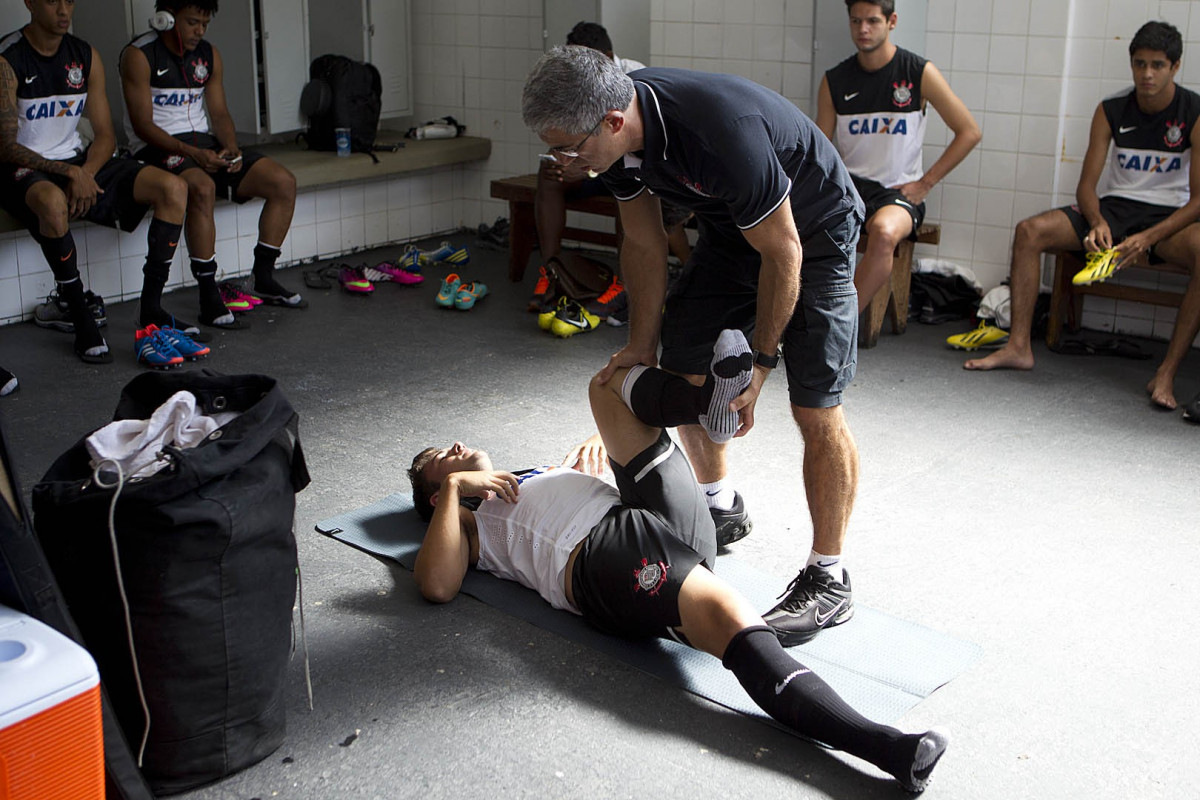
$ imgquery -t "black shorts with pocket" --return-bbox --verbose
[852,174,925,237]
[570,431,713,639]
[1059,196,1176,264]
[0,150,149,233]
[134,132,264,203]
[660,211,861,409]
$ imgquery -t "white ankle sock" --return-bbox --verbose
[700,479,735,510]
[806,550,842,580]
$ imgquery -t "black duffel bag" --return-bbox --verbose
[32,371,310,795]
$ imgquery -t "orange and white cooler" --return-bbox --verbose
[0,604,104,800]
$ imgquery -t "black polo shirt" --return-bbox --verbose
[602,68,863,241]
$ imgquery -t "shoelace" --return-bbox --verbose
[595,277,624,304]
[775,571,823,609]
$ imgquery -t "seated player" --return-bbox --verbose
[965,21,1200,412]
[816,0,980,312]
[0,0,189,364]
[408,330,949,792]
[121,0,304,328]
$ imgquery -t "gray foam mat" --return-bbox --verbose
[316,493,981,728]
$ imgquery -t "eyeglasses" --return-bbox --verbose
[547,115,607,160]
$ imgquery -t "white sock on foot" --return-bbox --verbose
[699,479,735,510]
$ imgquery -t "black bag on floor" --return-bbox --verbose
[31,371,310,796]
[908,271,981,324]
[300,54,381,160]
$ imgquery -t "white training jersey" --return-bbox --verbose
[0,29,91,161]
[1100,85,1200,208]
[473,468,618,613]
[825,47,928,188]
[122,31,212,153]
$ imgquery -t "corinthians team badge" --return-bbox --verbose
[1164,120,1185,148]
[65,62,85,89]
[191,58,210,84]
[892,80,913,108]
[633,558,669,596]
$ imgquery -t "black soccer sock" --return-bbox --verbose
[35,231,79,283]
[190,256,230,323]
[138,218,182,325]
[624,365,713,428]
[251,242,291,296]
[721,626,923,781]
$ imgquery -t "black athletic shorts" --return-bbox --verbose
[1059,196,1176,264]
[570,431,714,639]
[660,212,861,409]
[134,132,264,203]
[0,150,149,233]
[852,175,925,238]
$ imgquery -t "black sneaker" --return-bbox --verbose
[711,491,752,546]
[1184,392,1200,424]
[33,290,106,332]
[763,565,854,646]
[0,366,17,397]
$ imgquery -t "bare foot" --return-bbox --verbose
[964,345,1035,371]
[1146,370,1177,410]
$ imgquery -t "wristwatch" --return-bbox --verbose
[752,348,781,369]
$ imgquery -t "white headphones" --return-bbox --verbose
[149,10,175,31]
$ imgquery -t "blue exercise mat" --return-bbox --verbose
[316,494,981,729]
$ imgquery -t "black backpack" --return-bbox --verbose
[300,54,382,161]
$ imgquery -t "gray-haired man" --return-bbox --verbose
[522,46,865,645]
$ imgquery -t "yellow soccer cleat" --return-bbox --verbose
[550,299,601,338]
[946,321,1010,350]
[1072,248,1122,286]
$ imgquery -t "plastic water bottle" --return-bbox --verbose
[335,128,351,157]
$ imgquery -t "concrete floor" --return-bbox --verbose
[1,239,1197,800]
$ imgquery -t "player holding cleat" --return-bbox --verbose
[965,21,1200,411]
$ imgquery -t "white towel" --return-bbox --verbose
[86,391,238,480]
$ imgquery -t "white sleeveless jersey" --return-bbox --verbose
[473,468,618,613]
[1101,85,1200,208]
[825,47,928,187]
[0,29,91,161]
[123,31,211,153]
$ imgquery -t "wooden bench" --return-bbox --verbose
[858,223,941,349]
[491,173,622,282]
[1046,249,1189,347]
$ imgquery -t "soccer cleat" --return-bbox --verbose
[436,273,462,307]
[711,492,753,547]
[135,325,185,369]
[399,245,422,273]
[946,321,1009,351]
[549,299,601,338]
[897,728,951,793]
[454,281,489,310]
[586,275,626,319]
[605,291,629,327]
[365,260,424,285]
[219,281,255,312]
[538,295,570,331]
[34,290,107,332]
[0,366,17,397]
[158,326,211,360]
[338,265,375,294]
[421,241,470,266]
[763,565,854,646]
[528,262,557,311]
[1072,248,1122,286]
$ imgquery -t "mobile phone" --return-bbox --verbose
[538,153,557,163]
[225,155,243,165]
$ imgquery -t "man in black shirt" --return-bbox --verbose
[522,46,866,645]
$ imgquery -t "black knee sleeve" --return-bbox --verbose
[629,368,711,428]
